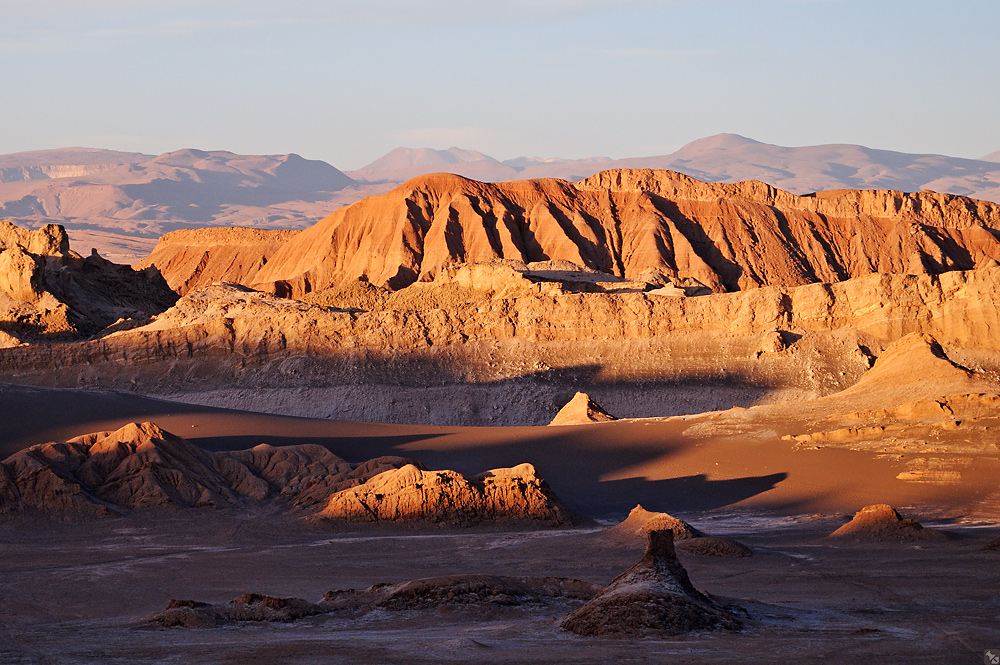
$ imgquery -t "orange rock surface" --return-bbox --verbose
[230,169,1000,297]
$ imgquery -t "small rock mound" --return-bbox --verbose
[146,594,324,628]
[351,575,598,612]
[300,279,390,311]
[549,392,617,426]
[829,504,946,541]
[148,599,228,628]
[676,536,753,558]
[607,504,705,540]
[230,593,326,622]
[981,537,1000,551]
[560,530,742,637]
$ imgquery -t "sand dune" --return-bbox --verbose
[1,363,997,521]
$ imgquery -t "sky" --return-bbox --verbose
[1,0,998,168]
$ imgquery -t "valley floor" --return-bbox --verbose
[0,513,995,664]
[1,381,998,663]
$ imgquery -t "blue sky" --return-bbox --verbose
[1,0,998,167]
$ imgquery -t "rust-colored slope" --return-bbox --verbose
[137,227,299,295]
[244,170,1000,298]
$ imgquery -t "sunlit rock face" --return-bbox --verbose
[0,221,176,340]
[239,169,1000,297]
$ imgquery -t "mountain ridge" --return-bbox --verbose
[346,134,1000,204]
[237,168,1000,298]
[5,136,1000,265]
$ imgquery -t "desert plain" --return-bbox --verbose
[1,164,999,663]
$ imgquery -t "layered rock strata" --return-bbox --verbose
[135,227,299,295]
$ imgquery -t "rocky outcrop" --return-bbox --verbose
[0,422,572,526]
[675,537,754,558]
[147,594,325,628]
[605,505,752,557]
[548,392,617,426]
[560,530,742,636]
[829,504,946,541]
[607,504,705,541]
[147,575,597,628]
[345,575,598,613]
[6,264,1000,416]
[0,221,177,339]
[242,169,1000,297]
[135,227,300,295]
[315,462,576,526]
[0,422,411,515]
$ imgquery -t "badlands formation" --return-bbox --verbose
[2,168,1000,662]
[6,134,1000,264]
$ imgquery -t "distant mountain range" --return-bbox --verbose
[0,148,381,262]
[345,147,614,183]
[2,135,999,263]
[349,134,1000,204]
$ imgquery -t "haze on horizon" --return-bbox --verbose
[2,0,998,168]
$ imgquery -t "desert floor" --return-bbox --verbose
[0,513,997,664]
[1,383,998,664]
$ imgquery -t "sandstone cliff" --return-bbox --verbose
[230,169,1000,297]
[135,227,299,295]
[7,171,1000,426]
[6,265,1000,390]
